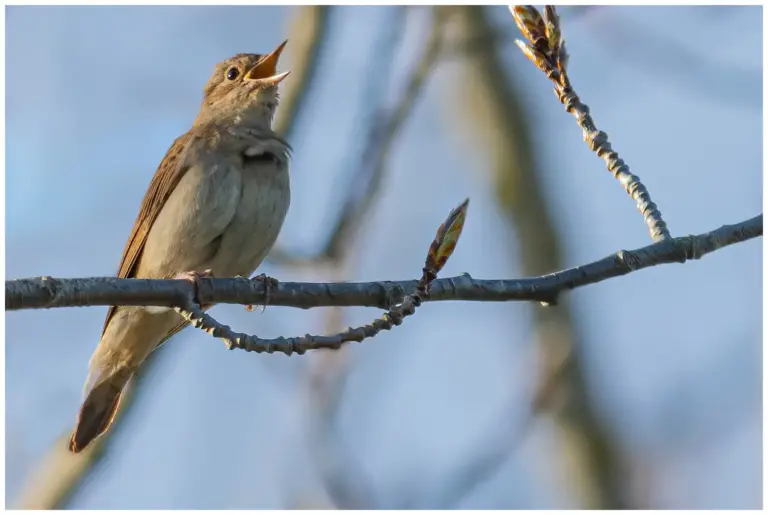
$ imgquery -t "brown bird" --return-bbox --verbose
[69,41,292,453]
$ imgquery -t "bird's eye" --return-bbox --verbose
[226,67,240,81]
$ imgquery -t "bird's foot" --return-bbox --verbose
[174,269,214,306]
[245,273,278,313]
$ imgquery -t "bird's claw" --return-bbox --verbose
[174,269,214,306]
[245,273,278,313]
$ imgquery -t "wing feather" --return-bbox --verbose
[101,132,193,335]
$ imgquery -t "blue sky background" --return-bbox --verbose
[4,5,762,509]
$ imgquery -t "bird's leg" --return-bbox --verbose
[174,269,214,306]
[245,273,278,313]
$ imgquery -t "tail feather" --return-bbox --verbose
[69,373,130,453]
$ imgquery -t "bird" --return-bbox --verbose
[68,41,292,453]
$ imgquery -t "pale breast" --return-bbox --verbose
[137,160,242,279]
[209,158,290,277]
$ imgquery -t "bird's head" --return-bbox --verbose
[196,40,290,127]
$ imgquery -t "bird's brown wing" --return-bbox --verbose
[101,132,193,336]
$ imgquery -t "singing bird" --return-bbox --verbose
[69,41,292,453]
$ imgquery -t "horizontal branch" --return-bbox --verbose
[6,215,761,312]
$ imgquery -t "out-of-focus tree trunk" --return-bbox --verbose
[441,5,627,509]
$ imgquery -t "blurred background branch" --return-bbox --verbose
[292,7,450,508]
[273,6,331,141]
[12,6,332,509]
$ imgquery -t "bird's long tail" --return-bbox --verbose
[69,368,133,453]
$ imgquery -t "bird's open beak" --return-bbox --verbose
[245,40,290,85]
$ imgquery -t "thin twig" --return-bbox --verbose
[175,287,419,356]
[175,199,469,356]
[7,214,761,312]
[511,5,670,242]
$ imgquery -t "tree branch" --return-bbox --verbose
[7,214,761,313]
